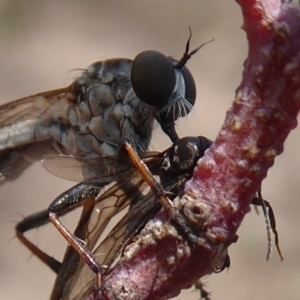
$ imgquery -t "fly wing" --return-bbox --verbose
[42,155,128,182]
[0,87,75,151]
[42,156,87,182]
[0,87,73,127]
[42,151,161,182]
[0,87,76,183]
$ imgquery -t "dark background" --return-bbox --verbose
[0,1,299,299]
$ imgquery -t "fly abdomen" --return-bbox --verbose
[0,119,48,151]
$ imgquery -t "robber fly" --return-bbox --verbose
[0,29,208,184]
[24,136,281,299]
[2,30,211,297]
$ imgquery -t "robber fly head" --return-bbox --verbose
[131,29,213,143]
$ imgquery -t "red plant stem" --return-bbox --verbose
[93,1,300,299]
[184,0,300,251]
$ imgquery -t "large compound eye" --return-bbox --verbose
[159,63,196,126]
[131,50,176,108]
[181,65,196,110]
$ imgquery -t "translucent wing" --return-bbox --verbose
[42,151,161,182]
[61,177,150,299]
[60,153,166,300]
[65,192,161,300]
[42,155,127,182]
[0,87,78,182]
[0,87,73,127]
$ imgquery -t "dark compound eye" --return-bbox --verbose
[131,50,176,108]
[131,31,211,143]
[130,49,197,144]
[180,65,196,110]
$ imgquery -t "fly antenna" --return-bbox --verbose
[176,26,214,69]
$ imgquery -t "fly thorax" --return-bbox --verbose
[124,88,156,132]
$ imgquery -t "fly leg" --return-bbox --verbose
[48,201,104,296]
[16,209,61,273]
[251,191,283,261]
[16,182,102,274]
[50,195,97,300]
[49,208,103,286]
[123,139,199,245]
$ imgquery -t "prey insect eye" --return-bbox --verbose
[131,50,176,108]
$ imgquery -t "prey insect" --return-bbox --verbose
[33,136,282,299]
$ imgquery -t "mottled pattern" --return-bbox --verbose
[0,59,156,183]
[0,52,196,183]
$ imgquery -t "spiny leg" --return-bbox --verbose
[123,139,199,245]
[47,181,103,272]
[49,197,103,291]
[16,182,101,274]
[16,209,62,273]
[50,195,98,300]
